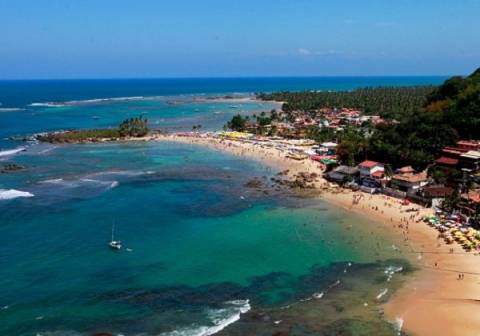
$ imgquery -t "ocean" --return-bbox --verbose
[0,77,444,336]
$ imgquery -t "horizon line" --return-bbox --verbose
[0,74,455,81]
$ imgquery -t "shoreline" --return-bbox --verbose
[151,133,480,336]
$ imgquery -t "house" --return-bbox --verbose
[395,166,415,175]
[408,185,455,208]
[457,140,480,151]
[318,142,337,155]
[358,160,384,179]
[441,146,468,158]
[435,156,459,168]
[462,191,480,205]
[326,165,359,184]
[458,150,480,172]
[391,171,429,192]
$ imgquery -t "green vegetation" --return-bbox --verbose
[119,116,149,137]
[226,114,249,131]
[38,116,149,143]
[367,68,480,170]
[258,86,435,119]
[37,128,121,143]
[258,68,480,171]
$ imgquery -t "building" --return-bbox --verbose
[457,140,480,151]
[458,150,480,172]
[358,160,385,179]
[326,165,359,184]
[408,185,455,208]
[435,140,480,170]
[390,171,429,192]
[435,156,459,168]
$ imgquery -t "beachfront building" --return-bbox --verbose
[358,160,385,179]
[390,167,429,192]
[316,142,337,156]
[460,191,480,216]
[326,165,359,184]
[408,185,455,208]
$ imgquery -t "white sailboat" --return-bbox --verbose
[109,223,121,250]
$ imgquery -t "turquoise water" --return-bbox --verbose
[0,78,435,335]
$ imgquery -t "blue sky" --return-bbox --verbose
[1,0,479,79]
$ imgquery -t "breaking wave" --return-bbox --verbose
[29,96,146,107]
[0,147,26,157]
[0,107,24,112]
[160,299,251,336]
[40,178,118,190]
[0,189,34,200]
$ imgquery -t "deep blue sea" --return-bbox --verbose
[0,77,443,336]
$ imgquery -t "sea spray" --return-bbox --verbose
[0,189,34,200]
[160,299,251,336]
[0,147,26,157]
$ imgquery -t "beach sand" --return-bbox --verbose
[149,133,480,336]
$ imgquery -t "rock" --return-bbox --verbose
[1,163,25,173]
[244,179,263,188]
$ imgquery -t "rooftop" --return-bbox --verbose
[423,186,455,198]
[462,192,480,204]
[334,165,359,175]
[392,171,428,183]
[396,166,415,174]
[358,160,381,168]
[371,170,384,178]
[435,157,459,166]
[460,150,480,159]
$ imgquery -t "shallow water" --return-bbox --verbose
[0,78,441,335]
[0,142,410,336]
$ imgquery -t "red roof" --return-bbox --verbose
[371,170,384,178]
[359,160,380,168]
[457,140,480,150]
[441,147,468,156]
[435,157,459,166]
[463,192,480,204]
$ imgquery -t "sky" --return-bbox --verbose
[0,0,479,79]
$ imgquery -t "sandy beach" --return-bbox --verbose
[149,133,480,336]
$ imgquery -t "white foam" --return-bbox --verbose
[0,189,34,200]
[313,292,324,299]
[0,147,26,157]
[395,317,404,335]
[29,103,66,107]
[160,299,250,336]
[0,108,24,112]
[376,288,389,300]
[41,178,118,190]
[66,96,145,105]
[30,96,145,108]
[384,266,403,282]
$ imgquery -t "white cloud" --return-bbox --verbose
[298,48,312,55]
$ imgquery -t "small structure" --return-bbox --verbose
[316,142,337,156]
[458,150,480,172]
[358,160,384,179]
[390,168,429,192]
[462,191,480,205]
[408,185,455,207]
[435,156,459,168]
[326,165,359,184]
[457,140,480,151]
